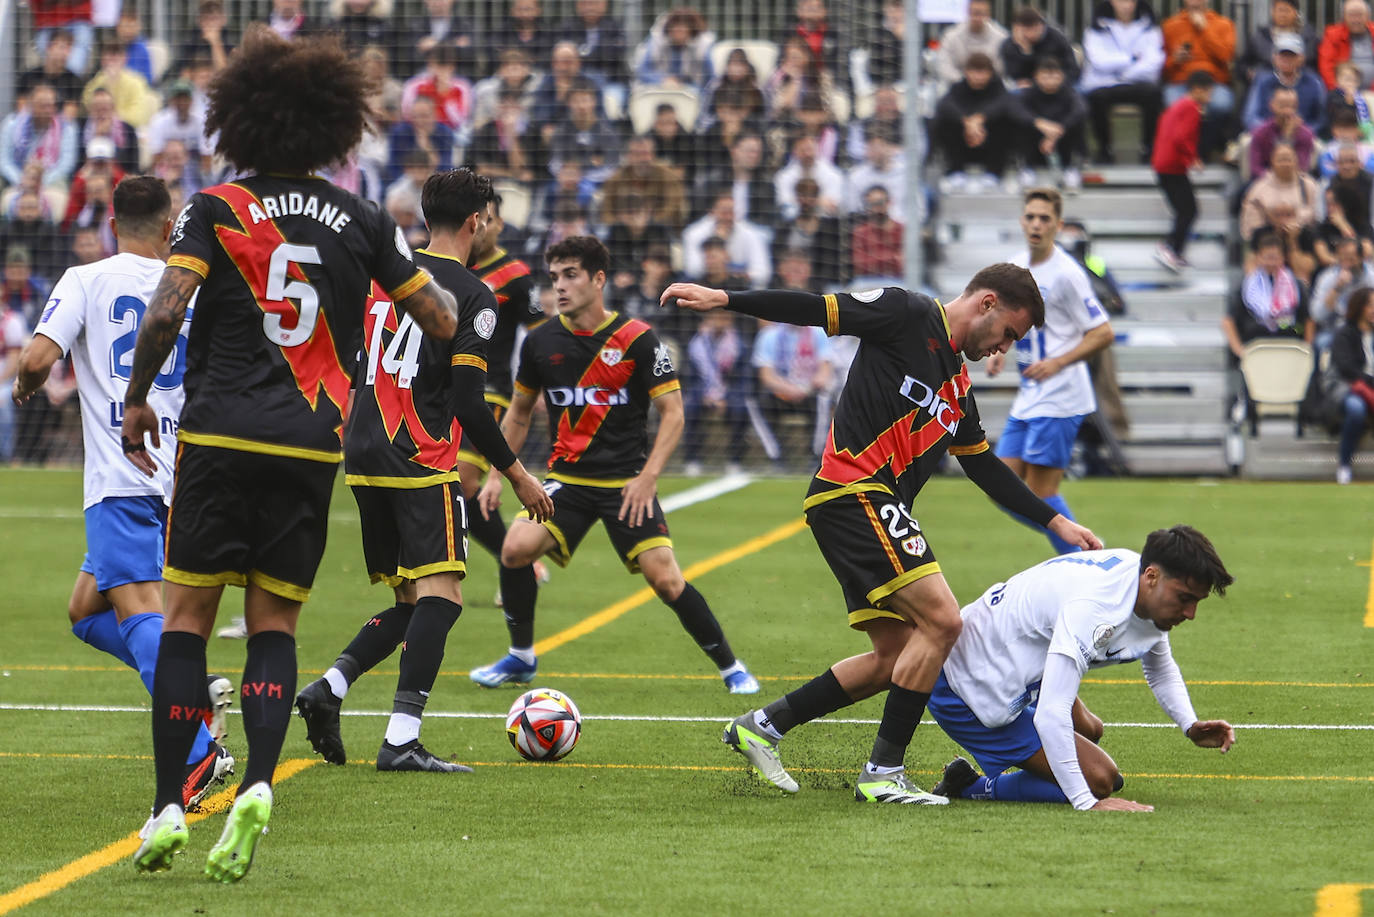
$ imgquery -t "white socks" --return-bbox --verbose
[384,713,421,747]
[323,667,349,700]
[509,646,535,666]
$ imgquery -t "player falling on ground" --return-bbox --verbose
[294,169,552,772]
[988,187,1114,554]
[473,236,759,693]
[663,269,1102,804]
[928,525,1235,811]
[120,27,461,882]
[458,194,551,607]
[11,176,234,810]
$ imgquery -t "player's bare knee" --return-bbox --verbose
[1087,764,1123,799]
[648,570,685,601]
[925,606,963,652]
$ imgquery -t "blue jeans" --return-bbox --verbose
[1341,392,1369,465]
[1163,82,1236,116]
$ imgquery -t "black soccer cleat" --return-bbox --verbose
[932,756,981,799]
[376,740,474,773]
[295,679,347,765]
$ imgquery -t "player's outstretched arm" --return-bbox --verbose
[957,449,1103,550]
[122,265,201,476]
[620,388,684,527]
[397,279,459,342]
[11,334,61,405]
[661,283,831,328]
[1185,720,1236,752]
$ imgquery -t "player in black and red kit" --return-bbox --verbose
[120,28,461,881]
[457,195,551,603]
[293,169,552,775]
[663,269,1102,804]
[472,236,759,693]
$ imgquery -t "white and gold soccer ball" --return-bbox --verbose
[505,688,582,761]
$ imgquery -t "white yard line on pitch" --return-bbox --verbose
[0,474,752,524]
[2,703,1371,730]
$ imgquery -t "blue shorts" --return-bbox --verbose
[927,671,1043,777]
[994,414,1089,469]
[80,495,168,592]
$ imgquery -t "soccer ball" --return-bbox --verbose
[505,688,582,761]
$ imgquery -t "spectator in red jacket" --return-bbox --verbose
[850,185,903,281]
[1318,0,1374,89]
[1152,71,1215,272]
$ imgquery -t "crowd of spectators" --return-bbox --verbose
[1,0,1371,475]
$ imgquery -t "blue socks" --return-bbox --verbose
[74,610,219,767]
[961,770,1070,804]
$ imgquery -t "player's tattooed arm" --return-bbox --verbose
[397,280,458,342]
[126,266,200,407]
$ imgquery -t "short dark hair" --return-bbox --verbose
[545,235,610,277]
[965,51,994,72]
[207,26,371,175]
[112,175,171,238]
[1140,525,1234,597]
[421,168,495,232]
[1013,6,1044,27]
[1332,109,1361,129]
[1023,186,1063,219]
[1251,227,1284,252]
[1186,70,1216,91]
[701,235,728,252]
[963,263,1046,327]
[1347,286,1374,325]
[1033,54,1063,74]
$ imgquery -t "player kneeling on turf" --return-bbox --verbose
[928,525,1236,811]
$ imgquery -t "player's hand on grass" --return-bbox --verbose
[1021,357,1063,382]
[1047,516,1102,551]
[659,283,729,312]
[478,472,504,520]
[120,402,160,477]
[618,472,658,527]
[508,468,554,523]
[1090,797,1154,813]
[1186,720,1236,753]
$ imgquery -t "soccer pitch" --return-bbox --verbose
[1,469,1371,916]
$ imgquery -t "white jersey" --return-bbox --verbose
[942,549,1178,729]
[34,253,190,509]
[1008,245,1110,419]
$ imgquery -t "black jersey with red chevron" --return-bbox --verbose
[471,247,542,401]
[514,312,680,481]
[167,175,428,460]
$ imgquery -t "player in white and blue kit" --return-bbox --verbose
[11,176,234,808]
[989,188,1114,554]
[926,525,1236,811]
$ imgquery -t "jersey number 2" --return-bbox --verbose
[109,295,188,390]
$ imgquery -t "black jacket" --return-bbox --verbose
[935,78,1009,123]
[1000,24,1080,85]
[1333,322,1374,385]
[1009,84,1086,130]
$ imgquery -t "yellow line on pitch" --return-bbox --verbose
[1365,538,1374,628]
[0,758,319,915]
[532,517,809,656]
[1316,884,1374,916]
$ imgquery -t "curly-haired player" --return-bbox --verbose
[122,27,461,882]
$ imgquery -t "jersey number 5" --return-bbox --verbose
[263,243,323,347]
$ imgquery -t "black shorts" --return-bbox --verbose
[519,479,672,574]
[804,490,941,629]
[351,481,469,587]
[164,442,337,603]
[455,397,505,473]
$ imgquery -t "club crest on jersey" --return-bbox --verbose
[898,376,959,435]
[1092,624,1115,649]
[474,307,497,340]
[171,201,193,245]
[600,348,623,366]
[652,343,673,376]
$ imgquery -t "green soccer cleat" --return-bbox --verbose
[854,769,949,805]
[722,711,798,793]
[204,781,273,883]
[132,804,188,873]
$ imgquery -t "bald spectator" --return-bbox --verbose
[600,134,688,228]
[934,0,1008,90]
[682,189,771,286]
[1249,87,1316,176]
[1241,33,1327,132]
[0,85,78,188]
[1239,0,1318,82]
[1001,7,1079,89]
[1319,0,1374,89]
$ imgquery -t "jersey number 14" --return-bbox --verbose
[364,298,423,389]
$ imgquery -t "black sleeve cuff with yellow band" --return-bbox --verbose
[956,448,1058,528]
[451,364,517,472]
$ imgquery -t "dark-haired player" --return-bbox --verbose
[294,169,552,773]
[664,267,1102,804]
[12,176,234,811]
[458,195,551,604]
[473,236,759,693]
[928,526,1236,811]
[120,27,462,881]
